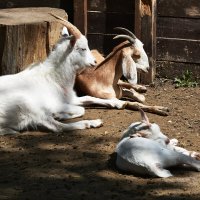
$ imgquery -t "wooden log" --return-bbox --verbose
[0,0,61,9]
[0,7,67,75]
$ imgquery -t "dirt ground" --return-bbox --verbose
[0,79,199,200]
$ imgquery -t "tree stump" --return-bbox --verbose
[0,7,67,75]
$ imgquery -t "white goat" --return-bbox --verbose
[75,28,169,116]
[0,14,121,135]
[116,109,200,178]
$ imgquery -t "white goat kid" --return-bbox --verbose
[0,14,105,135]
[116,109,200,178]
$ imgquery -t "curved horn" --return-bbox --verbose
[114,27,136,39]
[113,34,135,44]
[138,108,151,126]
[50,13,81,39]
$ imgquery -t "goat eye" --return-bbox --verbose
[81,48,86,51]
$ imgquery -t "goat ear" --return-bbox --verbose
[135,131,148,138]
[122,55,137,84]
[139,108,151,126]
[61,26,69,37]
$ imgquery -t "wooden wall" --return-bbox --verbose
[1,0,199,82]
[156,0,200,81]
[87,0,135,55]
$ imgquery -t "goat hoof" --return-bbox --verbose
[191,152,200,161]
[136,86,147,93]
[87,119,103,128]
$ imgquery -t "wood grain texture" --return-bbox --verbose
[157,17,200,40]
[157,0,200,18]
[156,61,200,81]
[88,0,106,11]
[157,38,200,64]
[156,0,200,80]
[74,0,87,35]
[0,8,67,75]
[87,12,106,33]
[136,0,156,84]
[0,0,60,8]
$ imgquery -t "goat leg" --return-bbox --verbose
[121,88,145,103]
[125,101,169,116]
[118,80,147,93]
[168,139,200,161]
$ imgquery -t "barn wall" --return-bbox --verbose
[156,0,200,81]
[87,0,135,55]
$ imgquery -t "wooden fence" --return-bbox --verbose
[156,0,200,81]
[0,0,199,82]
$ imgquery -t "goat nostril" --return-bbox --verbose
[94,60,97,64]
[165,138,170,145]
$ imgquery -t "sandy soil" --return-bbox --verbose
[0,79,199,200]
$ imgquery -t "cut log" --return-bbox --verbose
[0,7,67,75]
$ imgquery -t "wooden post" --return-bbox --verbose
[0,8,67,75]
[135,0,156,84]
[73,0,88,35]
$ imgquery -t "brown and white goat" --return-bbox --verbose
[75,28,169,116]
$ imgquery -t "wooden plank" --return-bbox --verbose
[156,61,200,81]
[88,0,106,11]
[0,0,60,8]
[87,33,126,55]
[106,0,134,13]
[88,12,134,33]
[157,38,200,64]
[87,12,106,33]
[157,0,200,18]
[87,33,104,53]
[157,17,200,40]
[103,34,126,55]
[135,0,156,84]
[74,0,87,35]
[0,27,6,73]
[134,0,141,38]
[105,13,134,33]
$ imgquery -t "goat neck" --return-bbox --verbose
[94,42,132,70]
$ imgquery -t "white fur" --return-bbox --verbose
[116,110,200,178]
[0,30,104,135]
[133,38,149,74]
